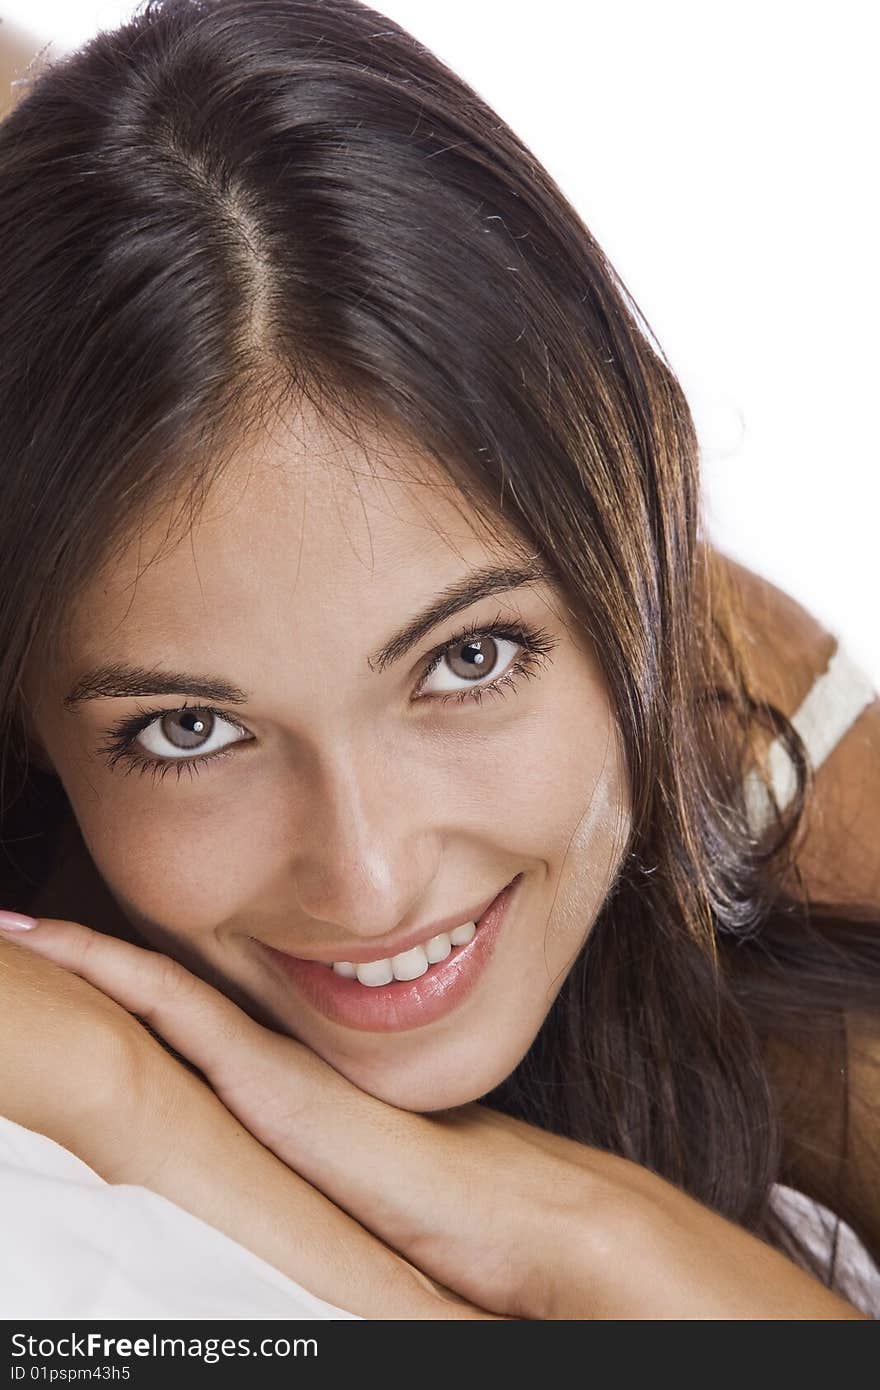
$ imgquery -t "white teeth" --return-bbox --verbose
[356,958,394,987]
[449,919,476,946]
[424,932,452,964]
[332,919,478,983]
[390,945,429,981]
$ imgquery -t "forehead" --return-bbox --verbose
[64,404,528,662]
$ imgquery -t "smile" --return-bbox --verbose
[258,874,522,1034]
[325,915,479,985]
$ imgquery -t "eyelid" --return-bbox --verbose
[416,607,530,674]
[98,610,557,779]
[101,622,500,748]
[98,700,252,760]
[414,616,526,695]
[139,705,252,758]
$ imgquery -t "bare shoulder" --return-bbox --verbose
[712,549,880,913]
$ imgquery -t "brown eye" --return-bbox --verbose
[135,708,247,761]
[421,634,520,696]
[162,709,213,749]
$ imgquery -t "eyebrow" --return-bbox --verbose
[62,558,553,707]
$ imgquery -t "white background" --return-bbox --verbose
[3,1,877,682]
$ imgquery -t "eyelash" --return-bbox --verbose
[97,613,558,785]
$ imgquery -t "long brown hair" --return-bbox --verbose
[2,0,877,1293]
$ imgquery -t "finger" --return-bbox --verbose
[0,916,275,1092]
[0,918,509,1318]
[0,917,409,1161]
[0,917,461,1264]
[0,916,559,1314]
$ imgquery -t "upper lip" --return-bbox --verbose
[262,878,514,965]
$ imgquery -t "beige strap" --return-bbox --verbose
[743,643,877,838]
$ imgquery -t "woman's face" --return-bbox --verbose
[24,406,632,1110]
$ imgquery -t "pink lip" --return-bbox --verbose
[258,874,522,1034]
[271,884,507,966]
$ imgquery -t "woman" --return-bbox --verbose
[1,0,878,1319]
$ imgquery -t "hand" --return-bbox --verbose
[0,929,160,1165]
[2,915,868,1320]
[0,928,496,1320]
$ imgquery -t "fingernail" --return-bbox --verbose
[0,910,39,932]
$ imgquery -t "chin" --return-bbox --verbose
[324,1044,517,1114]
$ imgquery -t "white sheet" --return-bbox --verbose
[768,1182,880,1318]
[3,1113,877,1318]
[0,1113,362,1319]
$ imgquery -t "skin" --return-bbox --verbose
[21,401,633,1113]
[0,919,865,1317]
[5,413,872,1316]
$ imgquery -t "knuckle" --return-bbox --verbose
[151,952,199,1007]
[0,933,185,1181]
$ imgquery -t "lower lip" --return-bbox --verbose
[259,874,522,1034]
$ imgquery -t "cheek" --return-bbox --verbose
[507,696,631,861]
[549,733,632,957]
[525,704,632,961]
[69,786,274,935]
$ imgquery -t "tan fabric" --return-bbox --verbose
[0,20,44,120]
[743,641,877,838]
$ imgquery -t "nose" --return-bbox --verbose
[285,748,440,947]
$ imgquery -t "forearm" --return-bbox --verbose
[98,1046,489,1320]
[0,941,482,1320]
